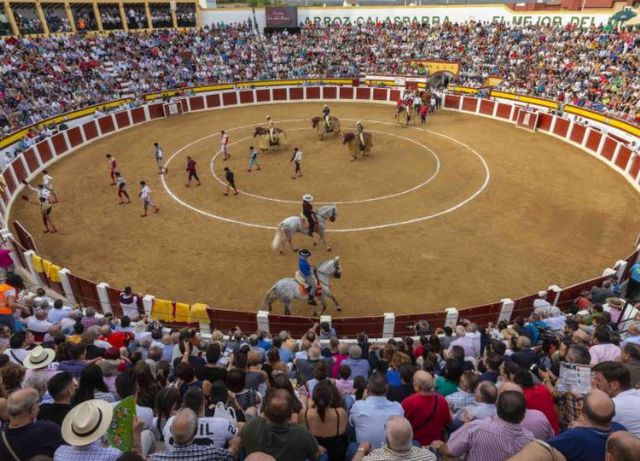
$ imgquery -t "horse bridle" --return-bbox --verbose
[315,260,340,286]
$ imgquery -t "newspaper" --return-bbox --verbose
[556,362,592,395]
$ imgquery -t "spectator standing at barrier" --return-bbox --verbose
[138,181,160,217]
[119,286,140,320]
[0,275,19,331]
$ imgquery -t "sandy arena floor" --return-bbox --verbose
[9,102,640,317]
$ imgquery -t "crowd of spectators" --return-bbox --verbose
[0,266,638,460]
[2,20,640,140]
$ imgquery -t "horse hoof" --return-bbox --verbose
[327,248,332,252]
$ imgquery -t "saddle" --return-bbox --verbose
[295,271,322,296]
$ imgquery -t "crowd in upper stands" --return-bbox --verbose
[0,261,639,460]
[1,19,639,139]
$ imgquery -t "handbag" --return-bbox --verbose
[213,402,237,425]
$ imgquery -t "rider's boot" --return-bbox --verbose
[307,294,317,306]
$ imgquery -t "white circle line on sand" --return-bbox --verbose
[206,128,440,205]
[160,117,491,232]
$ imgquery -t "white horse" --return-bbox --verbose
[262,256,342,316]
[271,205,337,254]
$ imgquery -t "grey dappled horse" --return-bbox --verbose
[262,256,342,316]
[271,205,337,253]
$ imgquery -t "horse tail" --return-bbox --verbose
[271,223,285,252]
[262,285,276,310]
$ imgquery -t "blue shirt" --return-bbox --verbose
[548,423,626,461]
[631,263,640,283]
[341,358,370,380]
[349,396,404,447]
[298,257,312,277]
[278,347,294,363]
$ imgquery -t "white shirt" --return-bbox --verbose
[448,335,477,358]
[155,147,163,159]
[47,305,72,324]
[120,295,140,320]
[221,134,229,145]
[613,389,640,437]
[27,316,53,333]
[162,415,237,450]
[292,150,302,162]
[544,315,566,331]
[140,185,151,201]
[4,348,29,365]
[590,343,621,365]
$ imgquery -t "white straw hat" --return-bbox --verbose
[302,194,314,202]
[22,346,55,370]
[61,399,114,446]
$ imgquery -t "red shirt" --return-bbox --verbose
[523,384,560,434]
[187,159,197,172]
[99,331,128,349]
[401,393,451,445]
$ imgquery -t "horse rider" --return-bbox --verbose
[266,115,276,144]
[302,194,317,236]
[298,249,317,306]
[356,121,366,151]
[322,104,332,131]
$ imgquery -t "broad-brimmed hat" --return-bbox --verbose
[302,194,314,202]
[61,399,114,446]
[606,297,626,310]
[298,249,311,258]
[537,290,548,298]
[22,346,55,370]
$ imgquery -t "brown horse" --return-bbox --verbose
[343,132,373,161]
[311,116,341,140]
[253,127,287,151]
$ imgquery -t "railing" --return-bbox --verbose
[2,81,638,338]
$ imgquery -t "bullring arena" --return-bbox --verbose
[4,81,640,335]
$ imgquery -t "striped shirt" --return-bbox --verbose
[447,416,534,461]
[363,445,437,461]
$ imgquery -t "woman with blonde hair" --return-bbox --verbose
[387,351,411,386]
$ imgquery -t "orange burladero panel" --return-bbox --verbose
[37,140,53,163]
[339,87,354,99]
[256,89,271,102]
[615,145,631,170]
[51,133,68,155]
[148,104,165,119]
[2,169,16,194]
[130,107,146,124]
[553,118,570,137]
[373,88,388,101]
[461,97,478,112]
[322,87,337,99]
[206,94,221,108]
[495,103,511,119]
[537,113,553,132]
[586,130,602,153]
[289,87,303,100]
[98,116,115,134]
[115,111,130,129]
[570,124,586,144]
[239,91,255,104]
[479,99,495,116]
[306,87,320,99]
[67,127,83,147]
[189,96,205,110]
[222,92,238,106]
[23,149,39,172]
[600,136,616,160]
[82,121,98,140]
[12,157,27,183]
[272,88,287,101]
